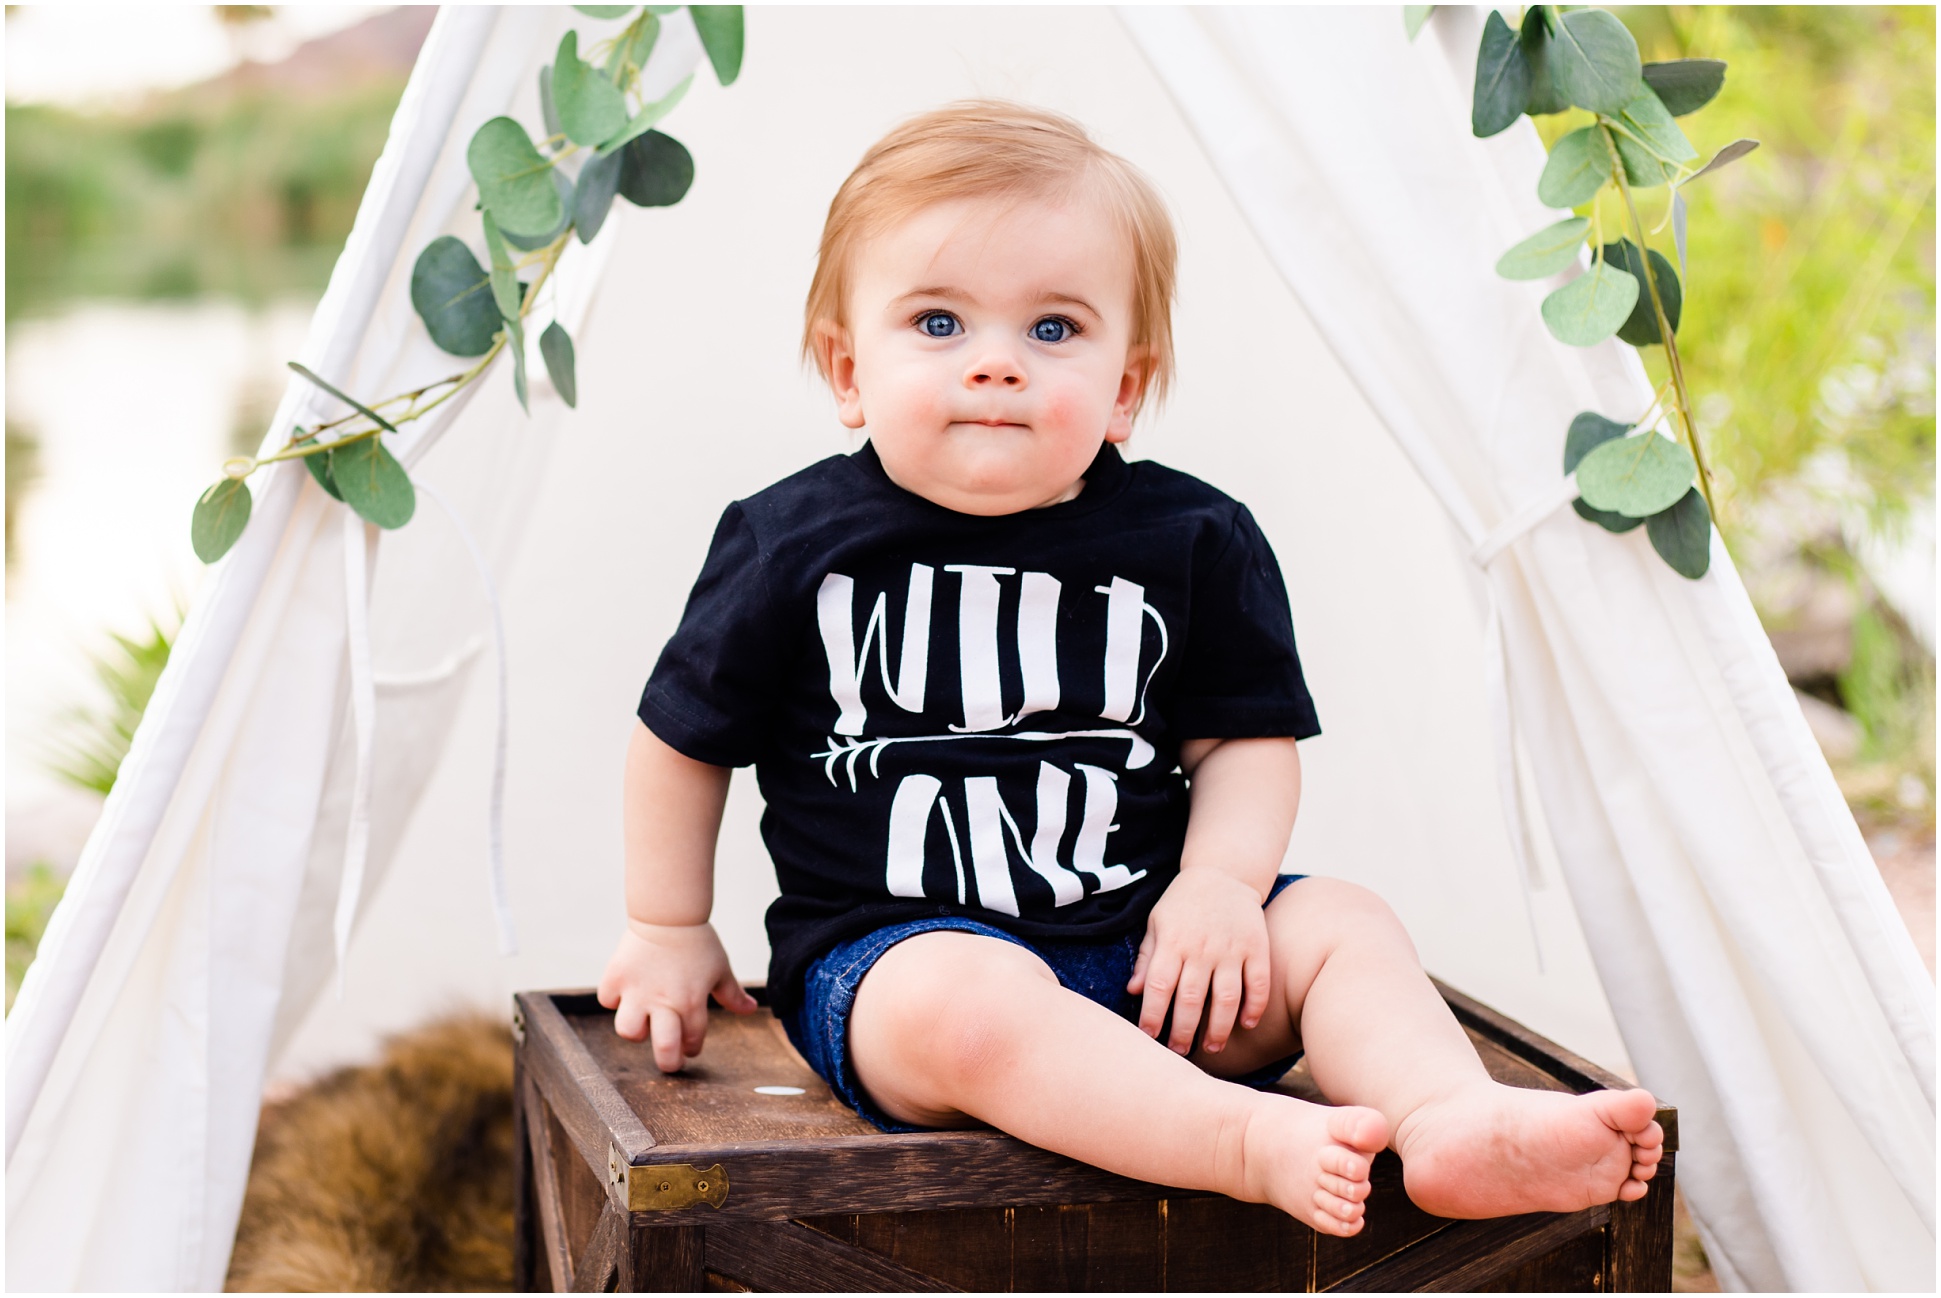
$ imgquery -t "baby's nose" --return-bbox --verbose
[966,354,1027,388]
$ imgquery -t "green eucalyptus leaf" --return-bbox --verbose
[1540,261,1639,346]
[1576,432,1696,517]
[1565,412,1647,533]
[574,147,625,243]
[1549,7,1643,114]
[596,74,691,155]
[573,5,635,16]
[1682,138,1759,186]
[1611,87,1697,187]
[1574,497,1647,532]
[1404,6,1434,41]
[689,6,744,86]
[1537,127,1612,208]
[538,65,562,145]
[1496,217,1590,280]
[501,171,575,251]
[1521,16,1570,115]
[606,11,660,78]
[507,315,530,413]
[409,236,499,357]
[540,321,578,408]
[618,129,695,207]
[1563,411,1631,473]
[1600,239,1682,345]
[287,362,396,433]
[480,213,523,321]
[468,116,562,237]
[1472,10,1532,138]
[1642,58,1725,116]
[192,478,253,563]
[333,436,416,529]
[297,439,344,501]
[1646,487,1711,578]
[553,30,629,147]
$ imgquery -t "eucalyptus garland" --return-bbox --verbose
[1412,4,1758,579]
[191,5,743,564]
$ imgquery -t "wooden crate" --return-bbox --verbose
[512,981,1676,1292]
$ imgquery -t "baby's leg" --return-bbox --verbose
[1195,878,1663,1219]
[847,930,1389,1236]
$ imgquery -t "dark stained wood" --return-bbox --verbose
[1311,1151,1452,1290]
[571,1005,872,1147]
[704,1220,962,1291]
[864,1208,1014,1291]
[570,1202,624,1293]
[1162,1195,1308,1291]
[553,1103,614,1274]
[518,991,660,1175]
[522,987,1675,1292]
[620,1131,1202,1220]
[1327,1207,1610,1292]
[626,1224,705,1292]
[1604,1153,1675,1292]
[1484,1221,1608,1291]
[515,1048,541,1292]
[527,1085,581,1291]
[1078,1201,1165,1290]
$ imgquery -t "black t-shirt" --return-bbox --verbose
[639,441,1320,1014]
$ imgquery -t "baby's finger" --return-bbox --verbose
[649,1006,686,1073]
[1127,932,1156,995]
[1241,947,1273,1032]
[612,994,649,1042]
[712,974,759,1014]
[1167,963,1210,1055]
[681,1003,709,1060]
[1200,962,1244,1054]
[1137,950,1182,1039]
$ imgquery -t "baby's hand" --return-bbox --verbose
[1128,870,1272,1055]
[597,920,758,1072]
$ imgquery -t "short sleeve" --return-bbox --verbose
[1168,505,1320,740]
[638,503,783,766]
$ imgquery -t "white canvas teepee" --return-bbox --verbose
[5,7,1932,1291]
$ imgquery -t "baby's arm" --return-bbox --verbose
[1129,736,1302,1055]
[596,721,758,1071]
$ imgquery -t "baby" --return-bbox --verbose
[598,101,1662,1236]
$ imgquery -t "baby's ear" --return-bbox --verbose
[1107,345,1155,443]
[812,320,866,430]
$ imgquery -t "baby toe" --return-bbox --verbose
[1318,1171,1369,1203]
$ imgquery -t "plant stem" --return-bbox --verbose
[1599,123,1719,522]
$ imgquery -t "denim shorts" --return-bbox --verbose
[780,874,1307,1133]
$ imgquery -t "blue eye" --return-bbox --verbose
[1031,317,1073,343]
[919,312,960,338]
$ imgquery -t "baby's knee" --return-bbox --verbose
[856,934,1057,1088]
[1277,876,1412,946]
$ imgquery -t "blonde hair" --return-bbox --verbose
[803,100,1178,414]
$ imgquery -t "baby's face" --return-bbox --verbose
[821,196,1146,515]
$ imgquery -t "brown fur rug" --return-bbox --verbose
[226,1014,517,1292]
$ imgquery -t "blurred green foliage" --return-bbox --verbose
[1577,6,1936,536]
[6,77,406,318]
[7,864,66,1011]
[44,614,179,798]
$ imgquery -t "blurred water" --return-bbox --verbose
[5,298,314,873]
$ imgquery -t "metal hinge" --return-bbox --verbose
[609,1146,729,1212]
[510,1002,526,1046]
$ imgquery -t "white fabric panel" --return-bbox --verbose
[4,9,701,1289]
[1118,7,1934,1291]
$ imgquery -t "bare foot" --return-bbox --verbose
[1394,1083,1663,1219]
[1240,1096,1390,1236]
